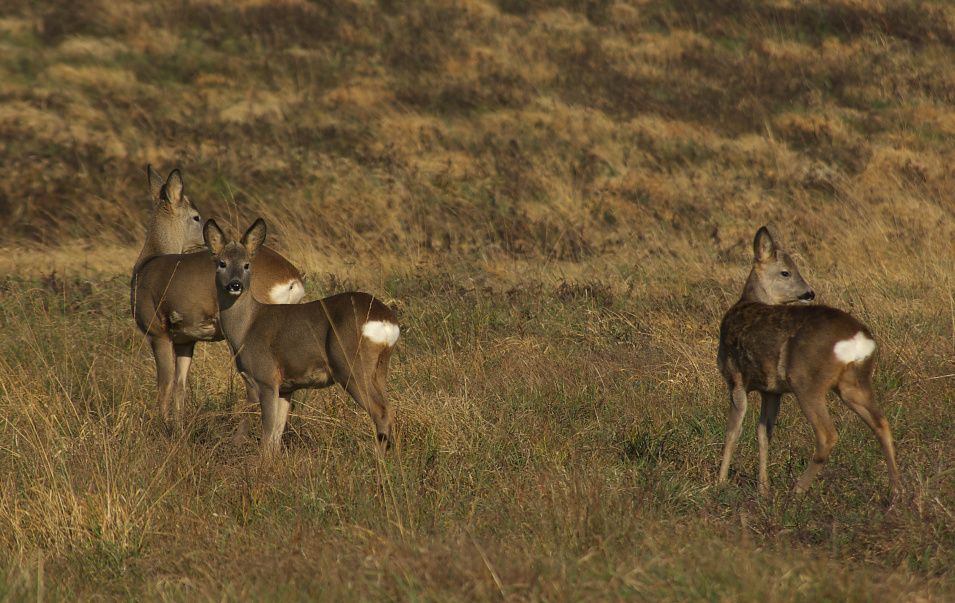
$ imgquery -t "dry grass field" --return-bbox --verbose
[1,0,955,599]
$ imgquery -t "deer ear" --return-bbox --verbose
[160,169,185,213]
[204,219,227,255]
[147,165,165,203]
[241,218,267,256]
[763,222,784,243]
[753,225,777,263]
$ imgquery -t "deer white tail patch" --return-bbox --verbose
[268,280,305,304]
[362,320,400,346]
[833,332,875,363]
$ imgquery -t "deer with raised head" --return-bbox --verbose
[132,166,305,425]
[203,218,399,455]
[716,224,900,496]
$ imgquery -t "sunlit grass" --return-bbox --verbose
[2,250,954,598]
[2,0,955,598]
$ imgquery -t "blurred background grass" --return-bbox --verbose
[1,0,954,599]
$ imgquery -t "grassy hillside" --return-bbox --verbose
[1,0,955,599]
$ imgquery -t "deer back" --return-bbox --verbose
[719,302,874,394]
[132,251,221,342]
[249,247,305,304]
[232,291,395,385]
[718,224,875,393]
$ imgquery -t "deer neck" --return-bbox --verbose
[216,287,260,352]
[739,270,773,305]
[133,216,185,274]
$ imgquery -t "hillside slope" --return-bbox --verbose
[1,0,954,599]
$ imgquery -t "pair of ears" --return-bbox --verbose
[148,166,188,212]
[204,218,267,256]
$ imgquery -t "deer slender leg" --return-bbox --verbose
[258,384,290,457]
[718,383,748,484]
[757,392,782,496]
[794,391,838,494]
[335,359,393,453]
[233,374,259,444]
[172,342,195,425]
[837,372,901,494]
[150,335,176,424]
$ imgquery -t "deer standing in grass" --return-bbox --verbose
[132,166,305,425]
[716,224,900,496]
[203,218,399,455]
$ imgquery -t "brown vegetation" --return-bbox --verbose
[1,0,954,599]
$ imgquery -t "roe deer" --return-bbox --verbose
[716,224,900,496]
[132,166,305,425]
[203,218,400,456]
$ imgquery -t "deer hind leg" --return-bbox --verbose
[335,345,394,454]
[258,383,291,457]
[837,370,901,495]
[172,342,195,425]
[372,346,395,452]
[718,382,748,485]
[757,392,782,496]
[149,335,176,424]
[793,388,838,494]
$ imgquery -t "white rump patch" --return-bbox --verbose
[362,320,400,346]
[268,280,305,304]
[833,332,876,363]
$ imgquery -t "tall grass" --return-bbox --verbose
[1,260,953,598]
[2,0,955,599]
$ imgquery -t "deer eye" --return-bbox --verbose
[781,271,791,277]
[193,216,201,222]
[218,261,227,269]
[244,263,250,270]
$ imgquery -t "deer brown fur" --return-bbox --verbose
[131,167,305,425]
[716,224,900,496]
[204,218,399,455]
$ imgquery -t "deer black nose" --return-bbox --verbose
[228,282,243,294]
[799,291,815,301]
